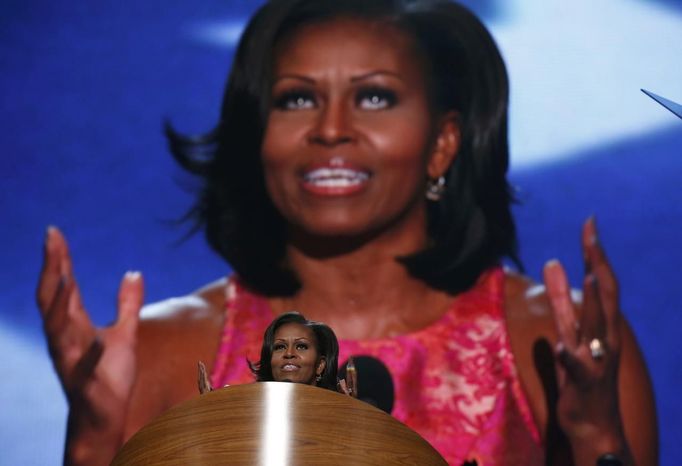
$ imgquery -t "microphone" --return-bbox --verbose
[339,355,394,414]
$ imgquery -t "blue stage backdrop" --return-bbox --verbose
[1,0,681,464]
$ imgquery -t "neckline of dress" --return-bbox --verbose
[228,266,502,343]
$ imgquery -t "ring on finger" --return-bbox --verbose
[589,337,606,360]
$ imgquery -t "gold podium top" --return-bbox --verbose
[112,381,447,465]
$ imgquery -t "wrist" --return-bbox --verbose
[568,429,634,466]
[65,436,122,466]
[66,440,120,466]
[64,410,125,466]
[597,453,625,466]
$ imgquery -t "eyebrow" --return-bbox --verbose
[273,70,402,85]
[273,74,316,85]
[350,70,402,82]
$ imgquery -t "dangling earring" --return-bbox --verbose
[315,374,322,383]
[426,176,446,201]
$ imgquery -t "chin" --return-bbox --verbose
[296,214,372,235]
[277,377,314,385]
[289,226,379,258]
[293,212,387,238]
[304,224,371,238]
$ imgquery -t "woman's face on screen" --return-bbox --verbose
[261,18,453,242]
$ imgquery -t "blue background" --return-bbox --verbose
[1,0,681,463]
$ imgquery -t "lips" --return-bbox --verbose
[300,166,371,196]
[281,364,299,372]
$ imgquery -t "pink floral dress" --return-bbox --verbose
[210,267,544,465]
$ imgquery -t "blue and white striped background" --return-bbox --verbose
[1,0,680,463]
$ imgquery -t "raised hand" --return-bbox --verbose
[543,218,633,464]
[36,227,143,465]
[337,356,357,398]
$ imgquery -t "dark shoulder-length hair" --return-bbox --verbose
[167,0,520,296]
[250,311,340,391]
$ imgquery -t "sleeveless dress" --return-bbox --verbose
[210,267,544,466]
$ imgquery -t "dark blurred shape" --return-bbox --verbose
[339,355,394,413]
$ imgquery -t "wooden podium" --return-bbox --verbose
[111,382,447,465]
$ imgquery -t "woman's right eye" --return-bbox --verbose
[274,91,316,110]
[273,343,286,351]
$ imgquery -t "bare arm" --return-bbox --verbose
[37,227,143,466]
[122,282,227,440]
[508,218,658,466]
[37,227,228,464]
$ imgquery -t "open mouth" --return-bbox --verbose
[303,168,370,187]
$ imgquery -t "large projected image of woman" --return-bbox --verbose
[36,1,657,465]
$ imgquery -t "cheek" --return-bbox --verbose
[261,115,309,202]
[261,113,309,163]
[364,105,434,163]
[364,133,433,221]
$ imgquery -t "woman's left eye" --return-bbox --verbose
[296,343,309,350]
[356,88,397,110]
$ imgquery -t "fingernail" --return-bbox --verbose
[45,225,56,244]
[544,259,560,270]
[125,270,141,281]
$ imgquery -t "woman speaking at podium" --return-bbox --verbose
[198,311,352,394]
[37,0,657,464]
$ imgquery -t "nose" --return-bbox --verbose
[283,347,296,359]
[309,97,354,146]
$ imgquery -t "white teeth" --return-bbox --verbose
[303,168,369,186]
[313,178,361,187]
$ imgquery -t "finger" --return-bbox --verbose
[583,217,609,269]
[43,276,74,345]
[198,361,213,394]
[583,218,621,350]
[581,216,596,272]
[337,379,350,396]
[116,271,144,338]
[38,227,87,323]
[37,226,66,314]
[346,356,357,397]
[543,260,579,350]
[555,343,590,385]
[580,273,606,341]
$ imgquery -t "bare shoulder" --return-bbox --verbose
[504,270,564,368]
[135,277,228,355]
[504,269,558,348]
[138,277,229,326]
[123,277,229,439]
[503,269,565,443]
